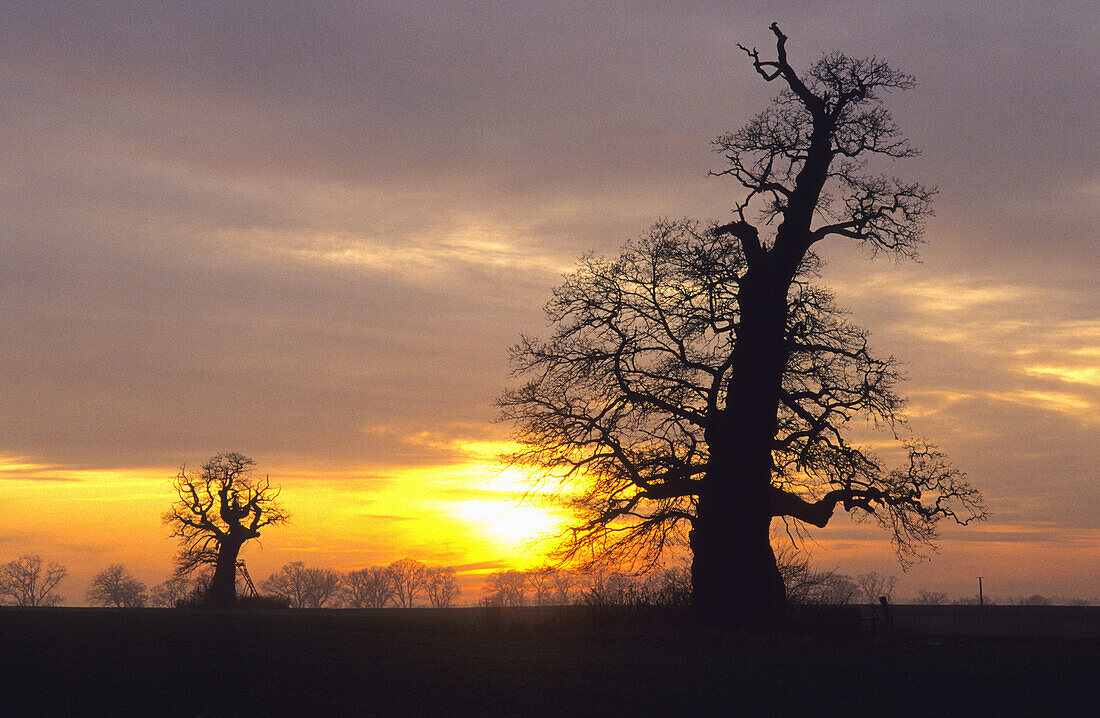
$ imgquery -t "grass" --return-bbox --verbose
[1,605,1096,717]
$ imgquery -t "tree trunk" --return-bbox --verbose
[207,541,242,609]
[692,424,786,625]
[691,272,790,625]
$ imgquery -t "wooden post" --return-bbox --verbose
[978,576,983,607]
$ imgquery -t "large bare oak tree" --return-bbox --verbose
[500,25,985,623]
[164,453,288,608]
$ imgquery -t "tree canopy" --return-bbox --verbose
[501,222,982,568]
[500,25,986,618]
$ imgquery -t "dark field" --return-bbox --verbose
[1,605,1096,717]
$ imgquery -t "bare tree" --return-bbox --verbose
[0,555,67,606]
[343,565,396,608]
[163,453,289,608]
[581,571,646,607]
[87,564,148,607]
[773,544,858,605]
[484,570,528,607]
[261,562,342,608]
[526,566,557,606]
[856,572,898,604]
[389,558,426,608]
[150,574,196,608]
[552,570,578,605]
[1015,594,1052,606]
[817,574,858,606]
[424,566,460,608]
[915,590,949,605]
[501,25,985,623]
[645,567,693,607]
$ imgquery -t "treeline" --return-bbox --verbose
[152,558,462,609]
[3,553,1092,608]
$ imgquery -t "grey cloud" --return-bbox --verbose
[0,1,1095,564]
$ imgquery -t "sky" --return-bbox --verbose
[1,1,1097,605]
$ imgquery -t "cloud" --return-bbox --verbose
[1,1,1096,595]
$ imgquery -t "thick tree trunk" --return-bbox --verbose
[207,541,242,609]
[691,471,785,624]
[692,416,786,625]
[691,271,790,625]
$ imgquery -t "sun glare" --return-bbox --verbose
[451,500,561,546]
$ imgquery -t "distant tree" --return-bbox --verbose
[499,24,986,624]
[644,567,693,606]
[262,562,343,608]
[424,567,460,608]
[582,571,642,607]
[815,574,858,605]
[389,558,427,608]
[343,565,396,608]
[551,570,578,605]
[952,596,994,606]
[0,555,67,607]
[1015,594,1051,606]
[856,572,898,604]
[87,564,148,607]
[915,590,949,605]
[163,453,289,608]
[526,567,557,606]
[484,570,528,607]
[149,574,196,608]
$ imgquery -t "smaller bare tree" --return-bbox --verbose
[389,558,427,608]
[525,567,557,606]
[644,567,692,606]
[581,571,642,607]
[552,570,578,605]
[856,572,899,604]
[915,590,949,605]
[87,564,148,607]
[774,545,851,605]
[484,570,528,607]
[424,566,460,608]
[1015,594,1051,606]
[343,566,396,608]
[150,574,196,608]
[262,562,343,608]
[0,555,67,607]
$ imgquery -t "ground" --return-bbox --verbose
[1,605,1095,716]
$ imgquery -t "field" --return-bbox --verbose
[1,605,1096,717]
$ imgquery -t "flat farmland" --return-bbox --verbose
[1,605,1096,717]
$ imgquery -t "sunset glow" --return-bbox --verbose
[1,2,1097,606]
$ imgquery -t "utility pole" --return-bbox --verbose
[978,576,984,607]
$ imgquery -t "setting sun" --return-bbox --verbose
[451,499,562,547]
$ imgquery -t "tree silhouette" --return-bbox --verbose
[163,453,289,608]
[501,25,986,623]
[0,555,66,606]
[262,562,343,608]
[484,570,528,607]
[149,574,196,608]
[87,564,148,607]
[915,590,948,605]
[343,565,396,608]
[856,572,898,604]
[389,558,426,607]
[424,566,460,608]
[526,566,556,606]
